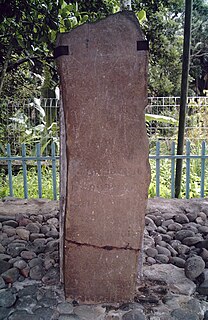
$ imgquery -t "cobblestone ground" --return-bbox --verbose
[1,198,208,319]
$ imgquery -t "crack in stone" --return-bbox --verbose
[65,239,140,252]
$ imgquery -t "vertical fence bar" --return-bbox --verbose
[171,141,175,198]
[51,142,57,200]
[6,144,13,197]
[22,144,28,199]
[186,140,190,199]
[201,140,206,198]
[36,143,42,198]
[156,141,160,197]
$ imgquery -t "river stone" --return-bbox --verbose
[57,301,74,314]
[156,245,171,256]
[30,264,45,280]
[0,276,6,289]
[26,223,40,234]
[184,256,205,280]
[16,228,30,241]
[1,267,19,283]
[170,308,199,320]
[196,279,208,295]
[145,248,158,258]
[21,250,36,260]
[182,237,202,246]
[0,259,12,274]
[13,259,27,270]
[122,310,146,320]
[170,257,185,268]
[33,307,59,320]
[0,288,16,307]
[175,230,195,241]
[2,220,18,228]
[155,254,169,264]
[0,307,12,320]
[143,264,196,295]
[8,310,38,320]
[174,214,189,224]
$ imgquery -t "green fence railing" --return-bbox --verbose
[0,140,207,200]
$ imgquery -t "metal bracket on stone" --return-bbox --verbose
[137,40,149,51]
[54,46,69,59]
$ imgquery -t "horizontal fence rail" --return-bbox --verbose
[0,141,207,200]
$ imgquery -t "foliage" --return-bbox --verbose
[0,166,59,200]
[149,143,208,199]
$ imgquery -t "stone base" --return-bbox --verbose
[64,242,139,304]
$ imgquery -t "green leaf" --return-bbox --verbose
[136,10,146,22]
[145,114,178,124]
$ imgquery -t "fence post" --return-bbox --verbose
[171,141,175,198]
[201,141,206,198]
[185,140,190,199]
[51,142,57,200]
[36,143,42,198]
[6,144,13,197]
[156,141,160,197]
[21,144,28,199]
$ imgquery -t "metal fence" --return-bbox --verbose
[0,96,208,199]
[0,140,207,200]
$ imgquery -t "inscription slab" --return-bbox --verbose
[56,11,150,303]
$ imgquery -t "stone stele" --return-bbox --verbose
[56,11,150,304]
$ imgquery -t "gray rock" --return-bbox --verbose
[16,228,30,241]
[175,230,195,241]
[146,257,156,265]
[34,307,59,320]
[174,214,189,224]
[145,248,158,258]
[58,316,80,320]
[168,223,182,231]
[122,310,146,320]
[57,301,74,314]
[0,307,12,320]
[0,288,16,307]
[161,234,172,243]
[2,220,18,228]
[40,225,51,234]
[30,233,45,241]
[39,297,58,308]
[185,256,205,280]
[162,219,174,227]
[186,211,198,221]
[156,245,171,256]
[74,305,106,320]
[30,264,45,280]
[45,240,59,252]
[198,226,208,234]
[196,240,208,249]
[16,296,37,312]
[0,276,6,289]
[29,257,43,268]
[170,308,199,320]
[155,254,169,264]
[7,245,25,257]
[170,257,185,268]
[182,237,202,246]
[204,310,208,320]
[17,284,39,298]
[46,230,59,238]
[177,244,190,255]
[8,310,38,320]
[13,259,27,270]
[196,279,208,295]
[47,217,59,228]
[0,244,5,254]
[1,267,19,283]
[26,223,40,234]
[21,250,36,260]
[0,253,11,260]
[143,264,196,295]
[0,259,12,274]
[3,227,16,236]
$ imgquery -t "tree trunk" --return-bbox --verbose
[0,42,13,97]
[175,0,193,198]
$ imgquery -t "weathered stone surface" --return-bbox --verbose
[143,264,196,295]
[65,242,140,303]
[56,11,149,303]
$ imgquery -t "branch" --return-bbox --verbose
[6,55,55,72]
